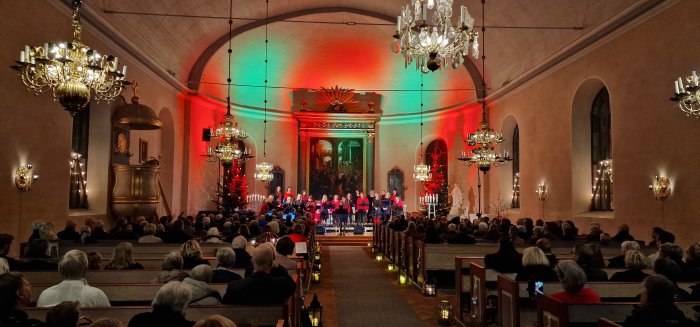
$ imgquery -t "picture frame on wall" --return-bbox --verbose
[139,138,148,163]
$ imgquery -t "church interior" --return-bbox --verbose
[2,0,700,326]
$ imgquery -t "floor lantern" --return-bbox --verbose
[309,294,323,327]
[438,300,453,325]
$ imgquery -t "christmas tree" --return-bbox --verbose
[221,161,248,213]
[420,147,451,217]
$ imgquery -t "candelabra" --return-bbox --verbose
[671,70,700,117]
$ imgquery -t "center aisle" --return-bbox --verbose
[329,246,427,327]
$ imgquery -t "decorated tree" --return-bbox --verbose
[221,161,248,213]
[420,147,451,217]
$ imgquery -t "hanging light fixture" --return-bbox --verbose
[413,74,432,182]
[11,0,128,116]
[392,0,479,73]
[671,70,700,118]
[254,0,274,182]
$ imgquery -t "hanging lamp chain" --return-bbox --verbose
[225,0,233,116]
[420,73,424,159]
[262,0,269,158]
[481,0,487,125]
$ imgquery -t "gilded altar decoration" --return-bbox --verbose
[292,88,383,113]
[316,86,359,112]
[116,133,128,153]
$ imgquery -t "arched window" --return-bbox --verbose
[425,140,448,201]
[590,88,613,210]
[511,125,520,208]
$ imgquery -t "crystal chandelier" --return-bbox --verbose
[671,70,700,117]
[413,74,432,182]
[11,0,127,116]
[392,0,479,73]
[254,0,274,182]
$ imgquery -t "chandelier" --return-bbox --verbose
[254,0,275,182]
[11,0,127,116]
[392,0,479,73]
[413,74,432,182]
[671,70,700,117]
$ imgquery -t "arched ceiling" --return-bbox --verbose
[85,0,641,113]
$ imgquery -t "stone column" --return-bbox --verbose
[366,129,376,193]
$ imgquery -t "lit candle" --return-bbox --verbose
[460,6,465,26]
[122,65,127,76]
[693,71,699,85]
[20,51,25,63]
[678,77,685,92]
[422,3,427,21]
[397,15,402,31]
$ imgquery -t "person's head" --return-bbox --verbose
[46,300,80,327]
[0,234,15,255]
[207,227,220,237]
[658,243,684,264]
[180,240,202,259]
[618,224,630,232]
[555,260,587,294]
[447,224,457,232]
[496,237,517,254]
[143,223,157,236]
[620,240,640,254]
[624,250,650,270]
[88,318,123,327]
[26,239,50,258]
[109,242,136,269]
[276,236,295,257]
[573,243,604,268]
[252,243,275,273]
[641,274,677,305]
[522,247,550,267]
[64,220,77,230]
[59,250,88,279]
[151,281,192,315]
[0,257,9,274]
[190,264,213,283]
[87,252,102,270]
[193,315,237,327]
[657,230,676,245]
[478,222,488,232]
[216,248,236,269]
[162,251,184,271]
[686,242,700,262]
[599,233,611,245]
[0,272,32,311]
[653,257,682,283]
[535,238,553,254]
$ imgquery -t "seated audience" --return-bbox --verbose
[0,272,43,326]
[440,224,458,242]
[536,238,558,268]
[193,315,237,327]
[128,281,194,327]
[138,223,162,244]
[423,225,443,244]
[610,250,650,282]
[77,226,97,244]
[585,223,603,242]
[572,243,608,281]
[287,224,307,243]
[275,236,298,270]
[0,233,22,271]
[89,318,123,327]
[550,260,601,304]
[231,236,252,268]
[484,237,523,274]
[608,240,641,268]
[155,252,189,283]
[87,252,102,270]
[90,220,109,240]
[21,239,59,271]
[484,223,501,241]
[164,220,194,244]
[0,257,9,274]
[104,242,144,270]
[509,226,526,245]
[57,220,80,241]
[183,265,222,305]
[654,257,691,301]
[37,250,110,307]
[612,224,635,242]
[516,247,558,281]
[212,248,242,283]
[560,220,578,241]
[180,240,211,269]
[684,242,700,281]
[111,218,138,240]
[29,220,45,243]
[46,300,80,327]
[223,243,296,305]
[448,223,476,244]
[623,275,694,327]
[203,228,223,243]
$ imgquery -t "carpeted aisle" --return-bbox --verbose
[330,246,426,327]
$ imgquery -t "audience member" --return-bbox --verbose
[164,220,194,244]
[612,224,635,242]
[448,222,476,244]
[608,240,641,268]
[484,237,523,273]
[193,315,237,327]
[275,236,298,270]
[128,281,194,327]
[45,301,80,327]
[87,252,102,270]
[57,220,80,242]
[155,252,189,283]
[104,242,144,270]
[0,272,44,327]
[138,224,162,244]
[231,236,252,268]
[287,224,307,243]
[550,260,601,304]
[0,257,9,274]
[183,265,222,305]
[211,248,242,283]
[180,240,211,269]
[22,239,58,271]
[516,247,558,281]
[440,224,458,242]
[653,257,691,301]
[509,226,525,245]
[609,250,650,282]
[423,225,443,244]
[29,220,45,242]
[560,220,578,241]
[683,242,700,281]
[623,275,694,327]
[91,221,109,240]
[585,224,603,242]
[223,243,296,305]
[37,249,110,307]
[89,318,123,327]
[203,228,223,243]
[572,243,608,281]
[536,238,558,268]
[0,233,22,271]
[77,226,97,244]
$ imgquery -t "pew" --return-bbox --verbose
[31,283,228,305]
[26,306,289,327]
[536,295,700,327]
[459,263,517,326]
[598,318,623,327]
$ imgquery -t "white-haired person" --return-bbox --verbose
[203,228,223,243]
[154,251,189,283]
[37,249,110,307]
[0,257,9,274]
[211,248,242,283]
[183,265,222,305]
[138,223,162,244]
[223,242,296,305]
[128,281,195,327]
[516,247,558,282]
[550,260,601,304]
[608,240,641,268]
[609,250,650,282]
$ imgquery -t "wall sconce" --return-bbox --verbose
[649,175,671,200]
[536,183,548,201]
[15,164,39,192]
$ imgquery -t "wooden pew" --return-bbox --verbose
[460,263,518,327]
[26,306,288,327]
[536,295,700,327]
[49,242,228,258]
[31,283,228,305]
[598,318,623,327]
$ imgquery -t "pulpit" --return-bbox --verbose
[112,163,160,218]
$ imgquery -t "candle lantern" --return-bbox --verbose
[309,293,323,327]
[438,300,453,325]
[314,252,321,261]
[423,277,437,296]
[387,262,396,271]
[312,265,321,283]
[399,267,408,285]
[314,262,321,271]
[375,253,383,262]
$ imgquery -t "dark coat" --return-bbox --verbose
[447,233,476,244]
[232,249,252,268]
[607,255,626,268]
[163,230,193,244]
[0,309,46,327]
[609,269,649,282]
[623,303,694,327]
[580,264,608,281]
[516,265,559,282]
[182,256,210,270]
[57,228,80,241]
[223,271,296,305]
[19,259,58,271]
[211,268,243,284]
[484,252,523,274]
[128,307,194,327]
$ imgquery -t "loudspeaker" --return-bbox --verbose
[202,128,212,141]
[353,225,365,234]
[315,226,326,235]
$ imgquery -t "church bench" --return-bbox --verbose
[25,306,289,327]
[55,242,225,258]
[598,318,622,327]
[31,283,229,305]
[536,295,700,327]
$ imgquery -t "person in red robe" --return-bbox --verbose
[283,187,294,201]
[356,192,370,224]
